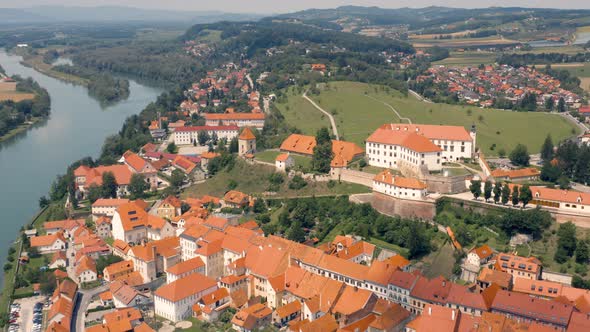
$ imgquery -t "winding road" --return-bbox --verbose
[302,91,340,140]
[364,94,413,124]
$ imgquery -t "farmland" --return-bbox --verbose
[0,92,35,102]
[278,81,581,156]
[432,51,496,67]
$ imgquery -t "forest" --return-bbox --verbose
[52,64,130,104]
[497,52,590,66]
[0,74,50,138]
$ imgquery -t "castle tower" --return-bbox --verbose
[238,127,256,156]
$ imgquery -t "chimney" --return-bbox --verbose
[428,307,432,315]
[442,280,446,287]
[452,310,456,321]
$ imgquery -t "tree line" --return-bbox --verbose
[0,75,50,138]
[52,64,130,104]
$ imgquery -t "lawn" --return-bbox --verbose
[369,237,410,258]
[552,62,590,78]
[433,51,497,67]
[282,81,581,156]
[274,86,331,135]
[181,159,370,199]
[422,241,456,279]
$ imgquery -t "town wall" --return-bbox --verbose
[422,174,467,194]
[371,192,436,220]
[336,169,374,187]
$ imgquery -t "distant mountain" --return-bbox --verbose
[0,6,265,24]
[268,6,590,32]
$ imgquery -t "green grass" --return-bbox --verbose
[255,150,312,170]
[422,242,456,279]
[433,51,497,67]
[369,237,410,258]
[181,159,370,199]
[275,87,331,134]
[280,81,581,156]
[552,63,590,78]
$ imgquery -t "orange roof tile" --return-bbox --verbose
[75,255,96,276]
[104,260,134,277]
[374,170,427,189]
[275,153,291,162]
[299,313,338,332]
[367,129,441,153]
[130,237,179,262]
[30,232,66,248]
[239,127,256,140]
[333,286,373,315]
[165,257,205,275]
[204,113,265,120]
[154,273,217,302]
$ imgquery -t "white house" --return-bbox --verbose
[174,125,239,145]
[154,273,218,322]
[372,170,428,201]
[30,232,67,254]
[275,153,294,172]
[91,198,130,220]
[110,281,150,308]
[76,256,97,284]
[366,124,475,172]
[165,256,206,284]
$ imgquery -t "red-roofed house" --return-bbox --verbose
[373,170,428,201]
[154,273,218,322]
[74,164,133,197]
[122,150,158,189]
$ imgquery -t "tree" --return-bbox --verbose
[252,198,266,214]
[312,127,333,173]
[128,173,149,199]
[544,97,553,111]
[493,182,502,204]
[557,221,577,257]
[576,240,589,264]
[557,97,566,113]
[211,132,219,145]
[167,142,177,153]
[86,184,103,203]
[483,180,492,202]
[287,221,306,242]
[540,134,554,163]
[541,160,561,182]
[501,184,510,205]
[38,196,50,208]
[197,130,210,145]
[229,137,239,153]
[170,169,185,189]
[289,175,307,190]
[509,144,530,166]
[519,184,532,208]
[101,172,118,198]
[511,186,520,206]
[469,180,482,200]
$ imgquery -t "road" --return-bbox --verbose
[73,284,109,332]
[408,88,432,103]
[562,112,589,133]
[364,94,412,124]
[302,91,340,140]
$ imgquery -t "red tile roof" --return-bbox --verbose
[154,273,217,302]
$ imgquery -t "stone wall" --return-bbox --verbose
[422,174,467,194]
[371,192,436,220]
[336,169,374,188]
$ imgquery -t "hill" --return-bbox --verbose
[275,81,581,156]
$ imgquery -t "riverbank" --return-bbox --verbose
[0,117,44,143]
[0,206,48,316]
[19,54,89,86]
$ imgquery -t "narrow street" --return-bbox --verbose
[73,284,109,332]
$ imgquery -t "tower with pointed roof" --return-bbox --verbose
[238,127,256,156]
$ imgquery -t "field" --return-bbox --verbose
[552,62,590,78]
[278,81,581,156]
[412,36,519,49]
[0,92,35,102]
[433,51,496,67]
[181,159,370,199]
[274,87,331,134]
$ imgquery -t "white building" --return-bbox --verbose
[173,125,239,145]
[91,198,130,220]
[373,170,428,201]
[203,113,265,129]
[366,124,475,172]
[154,273,218,322]
[165,257,206,283]
[275,153,294,172]
[30,232,67,254]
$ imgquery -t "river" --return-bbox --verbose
[0,50,164,283]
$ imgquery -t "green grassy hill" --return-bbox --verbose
[275,81,580,156]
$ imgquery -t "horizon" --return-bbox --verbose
[2,1,590,14]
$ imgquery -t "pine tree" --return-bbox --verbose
[501,184,510,205]
[484,180,493,202]
[512,186,520,206]
[519,184,532,208]
[540,134,554,163]
[493,182,502,204]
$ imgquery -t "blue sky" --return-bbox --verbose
[2,0,590,13]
